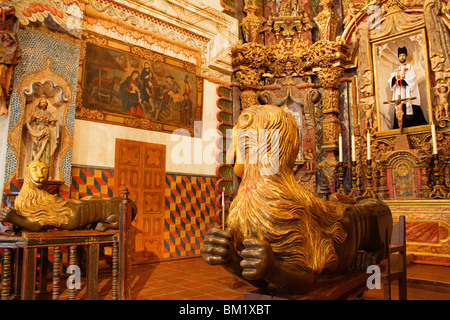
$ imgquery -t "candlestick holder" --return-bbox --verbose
[429,154,447,199]
[361,159,377,199]
[336,161,346,194]
[348,161,359,198]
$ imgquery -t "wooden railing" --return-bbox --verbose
[0,190,133,300]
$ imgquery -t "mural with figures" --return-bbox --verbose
[78,41,203,134]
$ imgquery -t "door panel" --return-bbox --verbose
[115,139,166,264]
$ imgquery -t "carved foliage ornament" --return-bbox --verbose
[233,42,270,69]
[322,89,340,113]
[269,52,305,77]
[322,118,342,147]
[305,40,342,69]
[235,67,263,88]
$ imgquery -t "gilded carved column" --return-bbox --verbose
[234,1,268,110]
[232,42,269,109]
[315,65,344,195]
[317,66,344,159]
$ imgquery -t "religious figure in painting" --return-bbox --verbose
[119,70,143,117]
[26,98,59,165]
[0,4,22,115]
[140,61,158,114]
[389,47,427,129]
[159,74,181,120]
[179,92,193,125]
[202,105,393,294]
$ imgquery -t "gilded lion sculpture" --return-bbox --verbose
[0,161,137,232]
[202,104,393,294]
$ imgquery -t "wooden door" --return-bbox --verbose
[114,139,166,264]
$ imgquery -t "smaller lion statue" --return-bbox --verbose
[202,104,393,294]
[0,161,137,232]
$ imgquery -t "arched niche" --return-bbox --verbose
[8,58,73,191]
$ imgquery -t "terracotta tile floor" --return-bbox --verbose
[59,257,450,300]
[364,263,450,300]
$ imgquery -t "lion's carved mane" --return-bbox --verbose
[227,105,347,274]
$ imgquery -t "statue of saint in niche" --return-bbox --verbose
[374,31,432,131]
[388,46,427,129]
[26,98,59,165]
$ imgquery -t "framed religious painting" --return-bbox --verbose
[77,34,203,136]
[372,28,433,132]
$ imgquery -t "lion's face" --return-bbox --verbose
[27,161,49,188]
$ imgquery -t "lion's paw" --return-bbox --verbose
[95,222,108,232]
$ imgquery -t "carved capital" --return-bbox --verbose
[268,52,305,77]
[317,66,345,89]
[232,42,270,69]
[235,66,263,88]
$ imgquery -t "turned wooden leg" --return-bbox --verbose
[112,242,119,300]
[1,248,12,300]
[68,245,77,300]
[52,246,61,300]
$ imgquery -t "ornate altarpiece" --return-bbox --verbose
[222,0,450,265]
[229,0,450,197]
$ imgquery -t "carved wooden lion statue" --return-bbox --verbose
[202,104,393,294]
[0,161,136,232]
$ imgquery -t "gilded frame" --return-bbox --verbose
[76,34,203,136]
[372,28,433,133]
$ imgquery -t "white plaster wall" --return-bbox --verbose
[72,80,220,176]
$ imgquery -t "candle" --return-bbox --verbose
[222,188,225,230]
[339,135,343,162]
[367,131,371,160]
[351,134,356,162]
[431,124,438,155]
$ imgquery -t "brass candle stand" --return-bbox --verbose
[361,159,377,199]
[429,154,447,199]
[348,161,359,198]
